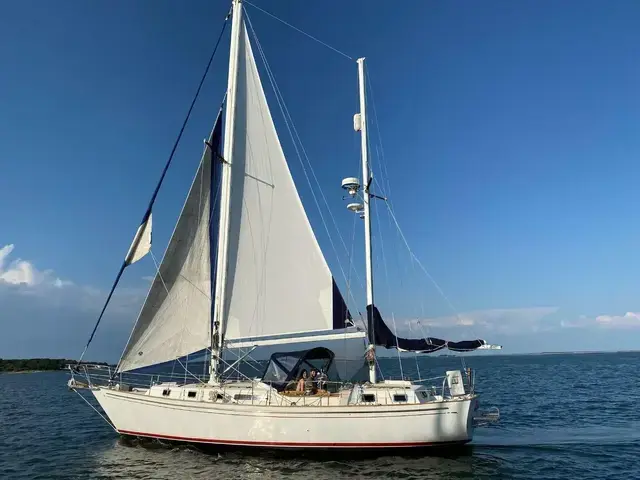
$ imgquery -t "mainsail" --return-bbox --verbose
[219,18,351,342]
[117,118,222,373]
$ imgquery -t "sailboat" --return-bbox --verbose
[70,0,499,450]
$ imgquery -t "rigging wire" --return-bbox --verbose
[365,69,394,203]
[78,9,231,363]
[243,1,354,61]
[346,210,364,324]
[364,70,468,332]
[379,176,483,343]
[370,146,404,378]
[383,198,463,324]
[365,68,415,376]
[365,67,484,353]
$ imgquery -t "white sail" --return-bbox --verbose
[221,20,347,341]
[124,213,152,265]
[117,139,215,373]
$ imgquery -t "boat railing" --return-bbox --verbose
[69,366,472,406]
[67,364,210,390]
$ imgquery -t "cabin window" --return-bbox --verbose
[393,394,408,402]
[162,389,171,396]
[234,394,257,401]
[361,393,376,403]
[187,391,197,398]
[420,391,429,399]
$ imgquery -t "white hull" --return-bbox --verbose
[93,386,476,450]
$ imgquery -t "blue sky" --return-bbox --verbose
[2,0,640,360]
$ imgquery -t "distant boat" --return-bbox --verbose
[70,0,499,452]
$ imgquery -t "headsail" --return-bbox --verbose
[219,17,351,342]
[117,115,223,373]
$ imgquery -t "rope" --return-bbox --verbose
[243,1,354,61]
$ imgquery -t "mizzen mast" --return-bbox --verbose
[344,57,377,384]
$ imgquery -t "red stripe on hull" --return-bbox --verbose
[118,429,470,449]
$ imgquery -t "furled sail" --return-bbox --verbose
[220,18,350,342]
[367,305,486,353]
[117,116,222,373]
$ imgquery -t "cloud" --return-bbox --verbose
[558,312,640,330]
[0,242,146,338]
[560,315,590,329]
[0,244,148,315]
[0,244,71,288]
[53,278,74,288]
[0,245,148,360]
[401,307,640,336]
[403,306,560,335]
[594,312,640,329]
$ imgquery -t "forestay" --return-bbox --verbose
[221,18,350,341]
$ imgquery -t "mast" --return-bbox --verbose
[357,57,377,384]
[210,0,243,384]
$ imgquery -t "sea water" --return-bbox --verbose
[1,352,639,479]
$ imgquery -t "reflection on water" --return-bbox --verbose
[89,437,495,480]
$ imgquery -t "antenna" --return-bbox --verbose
[341,177,364,218]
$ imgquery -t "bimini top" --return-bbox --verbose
[261,347,336,391]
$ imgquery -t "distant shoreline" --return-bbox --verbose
[377,349,640,358]
[2,370,46,375]
[0,358,109,374]
[1,350,638,371]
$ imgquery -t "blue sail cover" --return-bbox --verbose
[367,305,486,353]
[332,278,352,329]
[209,106,223,323]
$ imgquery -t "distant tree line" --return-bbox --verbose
[0,358,109,372]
